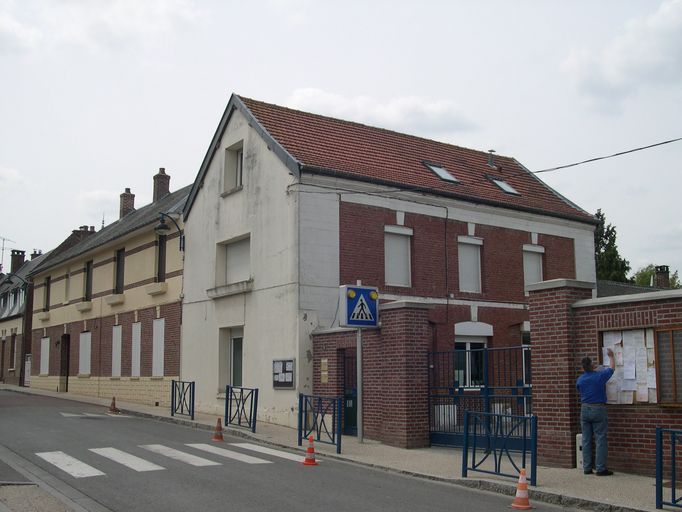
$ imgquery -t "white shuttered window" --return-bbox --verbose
[111,325,122,377]
[523,245,544,288]
[40,337,49,375]
[458,236,482,293]
[79,331,91,375]
[225,238,250,284]
[131,322,141,377]
[152,318,165,377]
[384,226,412,287]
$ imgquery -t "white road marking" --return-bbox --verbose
[186,444,272,464]
[89,448,165,472]
[229,443,305,462]
[60,413,83,417]
[82,413,108,417]
[36,451,105,478]
[140,445,221,467]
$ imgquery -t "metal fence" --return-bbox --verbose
[298,394,343,454]
[656,427,682,509]
[224,385,259,433]
[170,380,195,420]
[461,411,537,486]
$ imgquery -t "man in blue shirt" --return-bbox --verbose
[576,348,615,476]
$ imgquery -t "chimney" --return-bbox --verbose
[10,249,25,273]
[120,188,135,219]
[153,168,170,202]
[655,265,670,289]
[31,249,42,260]
[487,149,496,168]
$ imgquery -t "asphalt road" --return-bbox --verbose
[0,391,575,512]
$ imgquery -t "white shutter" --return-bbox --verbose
[131,322,141,377]
[225,238,250,284]
[40,337,49,374]
[384,233,411,286]
[79,332,91,375]
[111,325,122,378]
[152,318,165,377]
[523,250,543,287]
[458,243,481,293]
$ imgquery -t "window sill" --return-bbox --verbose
[151,376,164,380]
[207,279,253,299]
[37,311,50,321]
[105,294,125,306]
[110,377,121,381]
[130,377,140,381]
[220,185,243,198]
[145,282,168,296]
[39,373,48,377]
[217,392,227,400]
[75,301,92,312]
[77,374,90,379]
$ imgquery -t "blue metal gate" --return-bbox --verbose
[429,346,531,448]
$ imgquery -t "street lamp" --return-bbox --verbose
[154,212,185,251]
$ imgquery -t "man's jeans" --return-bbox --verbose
[581,404,608,472]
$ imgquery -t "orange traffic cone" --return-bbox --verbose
[510,468,533,510]
[108,397,120,414]
[212,418,224,442]
[302,435,318,466]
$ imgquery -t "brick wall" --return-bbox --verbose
[530,281,682,475]
[313,302,431,448]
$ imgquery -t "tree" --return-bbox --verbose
[631,264,681,289]
[594,209,631,282]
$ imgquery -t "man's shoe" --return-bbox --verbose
[596,469,613,476]
[584,469,593,474]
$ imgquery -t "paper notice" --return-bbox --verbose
[621,379,637,391]
[636,384,649,402]
[285,373,292,382]
[602,347,611,366]
[606,381,619,403]
[623,360,636,380]
[615,347,624,366]
[636,347,648,383]
[273,361,282,373]
[646,329,655,348]
[647,348,655,366]
[649,388,658,404]
[603,331,621,348]
[619,391,634,404]
[286,361,293,371]
[647,367,657,388]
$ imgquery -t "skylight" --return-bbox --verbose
[424,162,458,183]
[491,178,520,195]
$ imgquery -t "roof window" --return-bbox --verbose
[424,162,458,183]
[491,177,519,195]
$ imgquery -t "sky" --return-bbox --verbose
[1,0,680,279]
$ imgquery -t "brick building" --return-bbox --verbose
[529,278,682,474]
[29,169,189,407]
[181,93,597,431]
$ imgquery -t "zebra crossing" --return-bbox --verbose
[36,443,302,478]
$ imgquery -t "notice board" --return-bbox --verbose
[601,329,656,404]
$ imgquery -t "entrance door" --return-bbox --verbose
[343,350,357,435]
[0,338,5,381]
[59,334,70,392]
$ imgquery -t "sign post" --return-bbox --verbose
[339,284,379,443]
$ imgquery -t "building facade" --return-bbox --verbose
[29,170,188,407]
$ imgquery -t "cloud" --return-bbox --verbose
[563,0,682,111]
[286,88,475,139]
[0,166,25,187]
[0,0,199,53]
[76,189,120,226]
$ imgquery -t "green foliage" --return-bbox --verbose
[631,264,681,289]
[594,209,631,282]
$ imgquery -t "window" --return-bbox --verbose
[384,226,412,287]
[156,235,167,283]
[152,318,165,377]
[111,325,122,378]
[523,245,544,288]
[131,322,141,378]
[9,333,16,370]
[40,337,49,374]
[223,237,251,285]
[79,331,91,375]
[656,327,682,404]
[114,248,125,294]
[0,293,6,310]
[9,290,15,310]
[424,162,458,183]
[491,177,520,195]
[231,328,243,387]
[64,272,70,304]
[44,276,51,311]
[224,143,244,192]
[458,236,482,293]
[454,336,487,387]
[84,261,93,301]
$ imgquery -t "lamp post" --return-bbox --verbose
[154,213,184,251]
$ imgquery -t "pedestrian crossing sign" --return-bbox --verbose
[339,285,379,328]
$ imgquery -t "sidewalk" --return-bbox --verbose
[0,385,660,512]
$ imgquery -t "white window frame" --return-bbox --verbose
[222,237,251,285]
[131,322,141,378]
[384,226,413,287]
[152,318,165,377]
[230,328,243,387]
[79,331,91,375]
[223,142,244,192]
[458,236,483,293]
[454,336,488,388]
[111,325,122,378]
[40,337,49,375]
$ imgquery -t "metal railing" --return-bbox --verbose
[225,386,259,433]
[461,411,537,486]
[298,394,343,454]
[656,427,682,509]
[171,380,195,420]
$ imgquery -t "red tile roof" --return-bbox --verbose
[239,96,593,223]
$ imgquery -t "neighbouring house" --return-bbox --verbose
[29,169,189,407]
[0,249,47,386]
[528,266,682,475]
[181,93,598,434]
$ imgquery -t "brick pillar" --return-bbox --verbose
[528,279,594,468]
